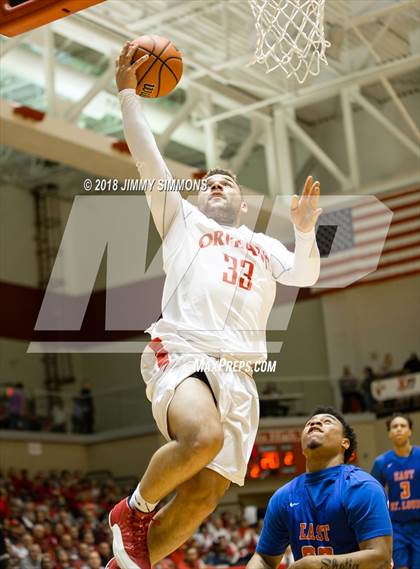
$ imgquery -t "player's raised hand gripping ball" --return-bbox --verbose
[115,36,183,98]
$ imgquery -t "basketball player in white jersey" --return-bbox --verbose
[108,42,322,569]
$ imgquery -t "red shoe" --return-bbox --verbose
[109,497,155,569]
[105,558,119,569]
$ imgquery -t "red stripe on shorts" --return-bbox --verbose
[149,337,169,370]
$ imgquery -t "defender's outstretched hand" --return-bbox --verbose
[115,41,149,92]
[290,176,322,233]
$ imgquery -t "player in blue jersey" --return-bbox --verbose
[371,413,420,569]
[248,407,392,569]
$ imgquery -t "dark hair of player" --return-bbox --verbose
[307,406,357,463]
[386,413,412,431]
[204,168,243,196]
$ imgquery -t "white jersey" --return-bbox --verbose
[119,89,320,363]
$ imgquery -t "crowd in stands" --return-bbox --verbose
[0,386,94,435]
[0,470,292,569]
[338,352,420,415]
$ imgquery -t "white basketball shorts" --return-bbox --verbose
[140,337,260,486]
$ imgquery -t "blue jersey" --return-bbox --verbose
[257,465,392,560]
[371,446,420,523]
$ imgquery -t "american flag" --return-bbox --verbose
[312,187,420,292]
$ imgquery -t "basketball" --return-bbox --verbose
[131,34,183,98]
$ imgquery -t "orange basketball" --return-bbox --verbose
[131,35,183,98]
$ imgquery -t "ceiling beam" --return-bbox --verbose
[43,28,56,117]
[127,1,205,31]
[64,63,115,122]
[157,91,200,151]
[273,109,294,196]
[230,117,264,173]
[0,32,32,58]
[352,90,420,159]
[341,88,360,189]
[0,98,194,180]
[197,53,420,125]
[351,23,420,141]
[285,115,351,189]
[348,0,417,28]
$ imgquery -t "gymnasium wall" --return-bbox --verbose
[0,338,45,388]
[81,350,154,432]
[0,430,161,477]
[0,183,38,287]
[0,181,87,393]
[0,437,89,473]
[321,274,420,378]
[267,296,329,378]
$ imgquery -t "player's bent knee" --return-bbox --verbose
[185,424,224,462]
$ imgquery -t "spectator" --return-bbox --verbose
[403,352,420,373]
[236,522,258,562]
[379,352,395,378]
[0,394,9,429]
[156,559,177,569]
[51,399,66,433]
[0,530,9,569]
[97,542,111,567]
[20,544,41,569]
[31,525,46,547]
[338,366,365,413]
[8,384,26,430]
[260,382,288,417]
[55,548,72,569]
[0,488,9,520]
[77,542,91,568]
[40,554,53,569]
[81,530,95,547]
[8,535,29,562]
[361,366,376,412]
[178,547,206,569]
[59,534,78,561]
[80,385,94,434]
[193,525,213,553]
[205,537,232,565]
[88,551,104,569]
[72,397,84,434]
[208,515,230,541]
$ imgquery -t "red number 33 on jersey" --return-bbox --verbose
[223,254,254,291]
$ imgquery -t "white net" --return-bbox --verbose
[248,0,330,84]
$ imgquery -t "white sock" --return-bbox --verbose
[129,485,158,513]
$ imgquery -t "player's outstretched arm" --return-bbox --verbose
[287,536,392,569]
[247,551,284,569]
[116,42,181,238]
[270,176,321,287]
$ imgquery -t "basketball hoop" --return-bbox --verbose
[248,0,330,84]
